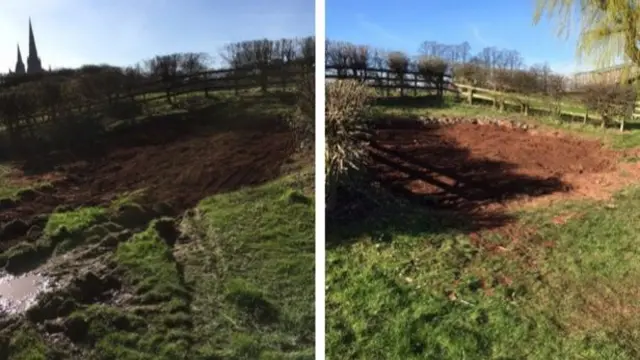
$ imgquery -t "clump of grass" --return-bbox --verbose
[4,325,50,360]
[44,207,106,236]
[0,164,51,201]
[40,207,108,255]
[109,188,151,209]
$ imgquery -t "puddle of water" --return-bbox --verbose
[0,272,53,315]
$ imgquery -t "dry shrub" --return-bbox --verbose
[0,91,26,142]
[452,63,488,87]
[387,52,409,73]
[578,82,636,129]
[387,52,410,96]
[287,69,315,150]
[545,74,567,116]
[418,56,448,96]
[418,56,447,76]
[104,99,143,120]
[46,112,106,151]
[0,87,39,146]
[325,80,373,213]
[507,69,539,114]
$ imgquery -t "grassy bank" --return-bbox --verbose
[327,185,640,359]
[1,168,314,359]
[177,169,315,359]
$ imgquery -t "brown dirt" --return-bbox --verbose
[370,122,640,228]
[0,118,295,224]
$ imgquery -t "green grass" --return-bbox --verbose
[0,164,52,201]
[0,85,311,359]
[329,94,640,358]
[177,169,315,359]
[327,177,640,359]
[4,326,50,360]
[85,222,192,359]
[44,207,107,236]
[2,168,313,359]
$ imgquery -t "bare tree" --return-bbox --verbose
[145,54,181,104]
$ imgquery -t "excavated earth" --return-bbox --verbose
[370,118,640,224]
[0,116,294,250]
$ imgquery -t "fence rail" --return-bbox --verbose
[0,64,314,131]
[326,65,640,126]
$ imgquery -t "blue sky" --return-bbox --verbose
[327,0,595,75]
[0,0,314,72]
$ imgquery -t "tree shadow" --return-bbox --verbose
[327,117,572,248]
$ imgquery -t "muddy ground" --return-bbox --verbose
[0,113,298,359]
[0,115,294,249]
[370,120,640,230]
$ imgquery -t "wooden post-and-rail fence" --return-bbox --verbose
[325,65,640,130]
[0,64,314,130]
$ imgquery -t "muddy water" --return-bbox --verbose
[0,272,53,315]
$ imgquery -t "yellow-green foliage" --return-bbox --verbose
[534,0,640,83]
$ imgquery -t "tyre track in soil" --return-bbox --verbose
[0,124,295,228]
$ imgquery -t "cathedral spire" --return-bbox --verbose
[28,18,38,58]
[15,44,25,75]
[26,17,42,74]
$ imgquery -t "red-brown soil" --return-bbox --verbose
[0,118,295,223]
[370,122,640,226]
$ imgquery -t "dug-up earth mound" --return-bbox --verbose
[370,116,640,214]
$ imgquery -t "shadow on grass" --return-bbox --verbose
[328,116,572,247]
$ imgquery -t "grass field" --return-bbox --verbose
[326,96,640,359]
[0,89,315,360]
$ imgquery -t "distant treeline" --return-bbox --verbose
[326,39,638,129]
[1,36,315,91]
[325,39,568,97]
[0,36,314,153]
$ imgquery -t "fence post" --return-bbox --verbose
[467,88,474,105]
[234,72,239,96]
[386,71,390,97]
[204,72,210,98]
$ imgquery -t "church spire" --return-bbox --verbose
[15,44,25,75]
[26,17,42,74]
[28,18,38,58]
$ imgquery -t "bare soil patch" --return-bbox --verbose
[0,117,294,225]
[370,121,640,229]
